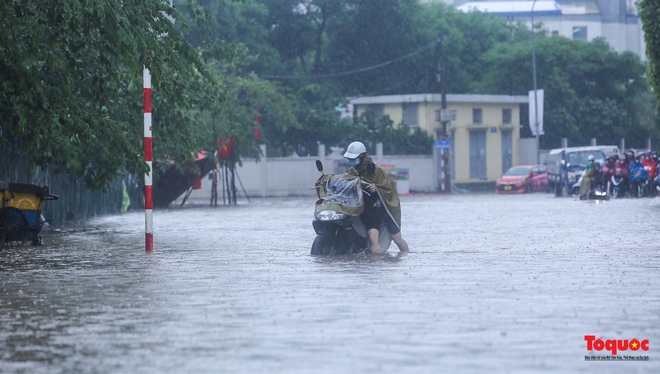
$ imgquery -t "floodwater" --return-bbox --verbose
[1,193,659,374]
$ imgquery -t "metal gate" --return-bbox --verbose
[469,130,487,180]
[501,130,513,174]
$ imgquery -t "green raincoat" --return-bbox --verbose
[346,154,402,229]
[579,166,600,199]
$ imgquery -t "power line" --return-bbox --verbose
[347,73,426,101]
[257,42,436,80]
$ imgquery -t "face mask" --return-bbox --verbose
[347,158,360,167]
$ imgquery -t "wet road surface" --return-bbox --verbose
[1,194,659,373]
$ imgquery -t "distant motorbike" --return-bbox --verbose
[629,164,649,198]
[573,175,608,200]
[311,160,391,255]
[589,182,609,200]
[609,174,625,199]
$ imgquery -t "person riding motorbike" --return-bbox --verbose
[613,154,630,197]
[344,141,409,253]
[585,154,595,171]
[602,155,616,181]
[642,151,657,196]
[629,153,648,198]
[579,161,603,200]
[653,151,660,194]
[652,151,659,168]
[602,155,617,196]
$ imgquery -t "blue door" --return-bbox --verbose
[501,130,513,174]
[470,130,487,180]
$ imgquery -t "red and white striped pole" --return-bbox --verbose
[143,0,175,252]
[143,66,153,252]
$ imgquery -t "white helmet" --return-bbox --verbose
[343,141,366,159]
[587,155,595,162]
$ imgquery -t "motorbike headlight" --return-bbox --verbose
[315,210,346,221]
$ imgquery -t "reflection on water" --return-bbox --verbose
[1,195,659,373]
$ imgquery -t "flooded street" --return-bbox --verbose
[1,193,659,373]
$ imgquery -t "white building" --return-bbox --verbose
[447,0,645,59]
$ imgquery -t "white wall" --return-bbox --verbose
[178,146,437,204]
[518,138,551,166]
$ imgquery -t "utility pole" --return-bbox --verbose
[436,37,451,193]
[532,0,540,164]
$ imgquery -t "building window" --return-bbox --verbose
[367,104,384,118]
[472,108,483,124]
[572,26,587,41]
[402,103,418,127]
[502,108,512,124]
[552,30,559,36]
[434,109,441,122]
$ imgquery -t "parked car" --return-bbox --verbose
[496,165,549,194]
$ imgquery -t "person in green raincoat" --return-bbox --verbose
[344,141,409,253]
[579,161,602,200]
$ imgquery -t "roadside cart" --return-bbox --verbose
[0,181,59,250]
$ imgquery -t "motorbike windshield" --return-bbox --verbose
[323,177,362,207]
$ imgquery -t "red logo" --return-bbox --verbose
[584,335,649,355]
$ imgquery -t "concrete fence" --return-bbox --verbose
[179,144,437,204]
[180,135,609,205]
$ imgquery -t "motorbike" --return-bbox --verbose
[573,175,608,200]
[311,160,391,256]
[609,174,625,199]
[629,164,649,198]
[587,181,608,200]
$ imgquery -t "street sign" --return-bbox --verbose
[440,108,456,122]
[435,139,450,149]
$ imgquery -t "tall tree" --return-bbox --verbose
[639,0,660,105]
[0,0,212,188]
[325,0,423,95]
[481,34,653,147]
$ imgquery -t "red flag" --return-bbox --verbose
[254,106,261,141]
[218,137,234,158]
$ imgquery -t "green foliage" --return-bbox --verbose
[415,3,523,93]
[0,0,212,189]
[480,34,653,148]
[2,0,657,192]
[212,73,299,159]
[639,0,660,105]
[353,112,434,155]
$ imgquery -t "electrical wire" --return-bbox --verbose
[347,72,427,101]
[257,41,436,80]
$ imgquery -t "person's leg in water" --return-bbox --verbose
[381,210,409,252]
[361,195,384,253]
[362,192,409,253]
[367,228,383,253]
[391,232,409,252]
